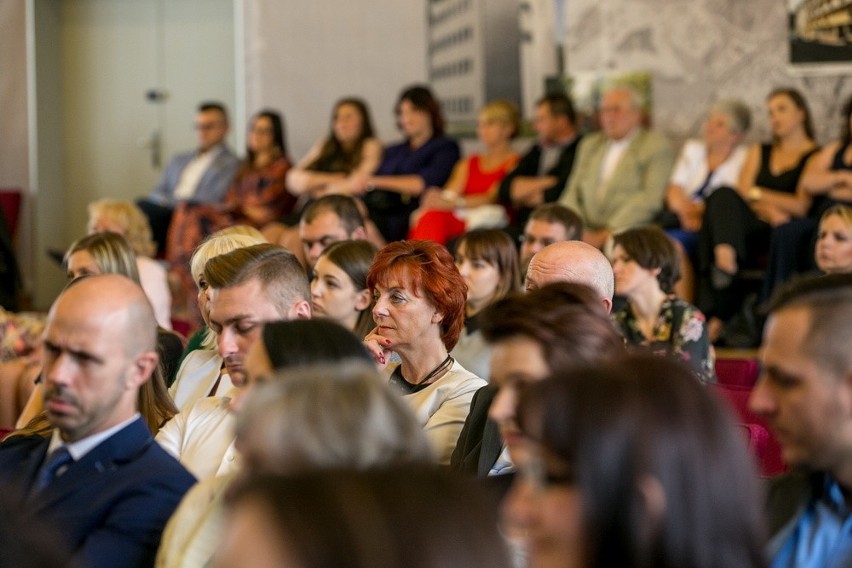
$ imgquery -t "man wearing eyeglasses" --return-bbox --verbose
[138,101,241,255]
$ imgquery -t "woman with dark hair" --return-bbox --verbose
[311,240,377,339]
[451,282,625,478]
[699,88,818,343]
[286,98,382,200]
[166,109,292,311]
[763,95,852,296]
[262,98,383,250]
[611,226,715,382]
[506,354,767,568]
[360,85,461,242]
[364,240,486,464]
[450,229,521,379]
[218,467,513,568]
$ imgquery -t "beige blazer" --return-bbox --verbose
[559,128,674,232]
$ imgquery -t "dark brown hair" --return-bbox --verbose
[517,354,766,568]
[396,85,445,137]
[613,225,680,294]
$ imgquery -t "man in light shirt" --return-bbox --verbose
[155,244,311,480]
[137,101,240,254]
[559,85,674,249]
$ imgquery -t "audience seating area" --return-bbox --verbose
[712,351,785,477]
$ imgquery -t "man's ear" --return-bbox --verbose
[129,351,158,389]
[351,226,367,240]
[291,300,312,320]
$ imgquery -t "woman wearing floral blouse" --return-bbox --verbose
[611,225,715,383]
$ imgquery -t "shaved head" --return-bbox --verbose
[525,241,614,312]
[43,274,159,441]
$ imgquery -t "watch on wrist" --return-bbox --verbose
[748,187,762,201]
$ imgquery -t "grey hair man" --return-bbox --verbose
[525,240,615,313]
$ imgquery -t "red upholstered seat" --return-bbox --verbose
[0,188,22,239]
[715,357,760,389]
[738,423,786,477]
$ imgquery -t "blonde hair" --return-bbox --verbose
[87,199,157,258]
[190,229,268,349]
[479,99,521,138]
[236,362,433,471]
[821,203,852,229]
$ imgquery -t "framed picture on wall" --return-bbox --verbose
[788,0,852,71]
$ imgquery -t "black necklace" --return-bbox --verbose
[389,355,454,395]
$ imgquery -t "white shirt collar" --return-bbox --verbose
[47,413,142,462]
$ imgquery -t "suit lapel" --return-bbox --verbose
[28,419,152,513]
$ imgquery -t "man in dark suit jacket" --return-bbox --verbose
[0,275,196,568]
[450,279,623,488]
[137,101,240,254]
[748,274,852,567]
[498,93,581,235]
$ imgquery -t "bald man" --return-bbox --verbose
[0,275,195,568]
[525,240,615,312]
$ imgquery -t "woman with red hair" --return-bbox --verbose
[365,240,486,465]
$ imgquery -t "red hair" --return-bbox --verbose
[367,240,467,350]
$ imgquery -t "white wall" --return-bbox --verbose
[241,0,428,161]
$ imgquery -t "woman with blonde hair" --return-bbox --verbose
[815,204,852,275]
[87,198,172,329]
[409,99,521,244]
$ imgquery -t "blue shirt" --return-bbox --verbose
[770,474,852,568]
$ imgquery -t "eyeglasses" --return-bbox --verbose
[195,122,224,131]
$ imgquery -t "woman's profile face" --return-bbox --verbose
[195,275,212,326]
[397,99,432,139]
[611,245,660,298]
[454,242,500,310]
[816,214,852,274]
[311,256,370,330]
[333,103,364,146]
[768,94,805,139]
[503,441,586,568]
[371,270,441,349]
[66,250,101,281]
[248,115,275,154]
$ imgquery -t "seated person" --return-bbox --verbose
[815,204,852,275]
[559,84,674,249]
[498,93,582,235]
[87,198,172,330]
[663,99,750,255]
[166,110,292,314]
[518,203,584,279]
[610,226,715,382]
[262,97,382,250]
[359,85,460,242]
[506,354,765,567]
[408,100,520,244]
[137,102,240,255]
[0,275,195,567]
[364,241,486,465]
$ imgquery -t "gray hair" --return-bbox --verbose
[235,362,434,471]
[709,99,752,135]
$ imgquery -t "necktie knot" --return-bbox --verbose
[34,447,74,493]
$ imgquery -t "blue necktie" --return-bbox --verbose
[33,447,74,493]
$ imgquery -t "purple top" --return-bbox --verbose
[376,135,460,187]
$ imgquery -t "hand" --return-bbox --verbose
[421,188,455,210]
[752,201,790,227]
[363,328,394,368]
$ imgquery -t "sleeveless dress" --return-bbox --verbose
[408,154,517,244]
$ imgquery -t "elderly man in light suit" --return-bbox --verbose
[559,85,674,250]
